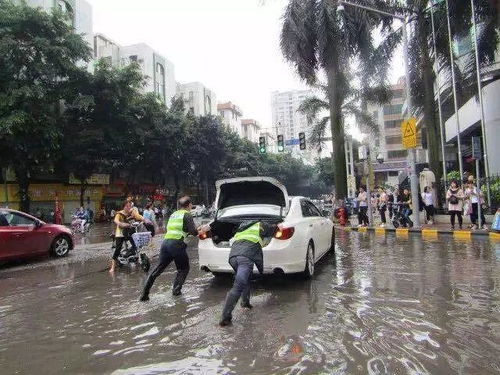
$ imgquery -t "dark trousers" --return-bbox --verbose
[424,205,435,222]
[358,206,369,226]
[142,239,190,296]
[221,256,254,321]
[113,236,136,260]
[450,210,463,228]
[470,203,486,226]
[388,204,394,219]
[379,206,387,224]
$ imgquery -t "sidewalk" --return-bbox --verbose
[338,222,500,240]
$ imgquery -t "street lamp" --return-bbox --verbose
[337,0,421,227]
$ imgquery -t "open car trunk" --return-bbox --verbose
[210,177,289,247]
[210,216,282,247]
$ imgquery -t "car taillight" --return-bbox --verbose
[274,227,294,240]
[198,231,211,240]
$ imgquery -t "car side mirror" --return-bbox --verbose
[35,220,43,229]
[322,210,330,218]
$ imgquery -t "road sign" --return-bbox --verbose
[285,138,299,146]
[472,136,482,160]
[401,117,417,149]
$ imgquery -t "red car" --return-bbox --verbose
[0,209,74,262]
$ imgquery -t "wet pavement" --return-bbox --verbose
[1,231,500,374]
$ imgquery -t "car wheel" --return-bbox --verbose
[303,242,315,279]
[51,236,70,257]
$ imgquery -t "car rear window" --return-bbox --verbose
[218,205,283,219]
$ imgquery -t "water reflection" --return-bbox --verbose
[0,233,499,374]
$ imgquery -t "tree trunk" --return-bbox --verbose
[327,67,348,199]
[79,182,87,207]
[14,167,30,213]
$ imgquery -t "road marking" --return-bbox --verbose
[422,229,438,240]
[358,227,367,233]
[375,228,386,235]
[453,230,471,240]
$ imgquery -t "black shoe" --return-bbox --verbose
[219,317,232,327]
[139,293,149,302]
[241,302,253,309]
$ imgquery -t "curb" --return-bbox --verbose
[336,225,500,241]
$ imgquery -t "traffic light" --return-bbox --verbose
[259,136,266,154]
[277,134,284,152]
[299,132,306,150]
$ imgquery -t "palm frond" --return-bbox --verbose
[308,115,330,148]
[343,102,380,136]
[298,96,329,124]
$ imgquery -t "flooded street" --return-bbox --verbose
[1,231,500,374]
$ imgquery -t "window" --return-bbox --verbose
[205,95,212,115]
[392,89,404,99]
[372,110,378,118]
[383,104,403,115]
[155,63,165,101]
[301,200,321,217]
[387,150,407,159]
[389,171,399,176]
[1,211,36,226]
[385,119,401,129]
[385,135,401,145]
[129,55,138,62]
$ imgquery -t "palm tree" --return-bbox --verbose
[402,0,498,184]
[281,0,399,199]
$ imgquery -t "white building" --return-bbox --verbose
[94,34,176,106]
[241,119,261,143]
[271,89,313,141]
[440,28,500,175]
[218,102,243,136]
[19,0,94,56]
[367,78,427,187]
[176,82,217,116]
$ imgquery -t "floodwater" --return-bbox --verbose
[1,232,499,374]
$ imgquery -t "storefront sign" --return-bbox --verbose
[4,184,103,202]
[69,173,110,185]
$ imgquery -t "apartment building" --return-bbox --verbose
[176,82,217,116]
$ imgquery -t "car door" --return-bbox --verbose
[0,212,18,260]
[307,201,332,256]
[304,200,329,256]
[4,212,48,257]
[300,199,322,258]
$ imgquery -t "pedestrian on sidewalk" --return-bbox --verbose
[140,196,200,300]
[447,180,464,230]
[218,220,280,326]
[464,180,487,230]
[378,187,387,227]
[357,187,369,227]
[388,189,395,220]
[422,186,435,225]
[399,188,413,228]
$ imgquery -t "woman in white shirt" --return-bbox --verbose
[421,186,435,224]
[378,187,388,227]
[357,187,369,227]
[465,181,486,229]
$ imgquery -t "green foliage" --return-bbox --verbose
[280,0,398,198]
[446,170,461,182]
[0,0,91,210]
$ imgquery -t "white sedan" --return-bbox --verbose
[197,177,335,278]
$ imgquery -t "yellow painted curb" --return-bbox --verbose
[453,230,471,239]
[490,232,500,241]
[375,228,386,235]
[358,227,367,233]
[344,227,351,232]
[396,228,409,237]
[421,229,438,240]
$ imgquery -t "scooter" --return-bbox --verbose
[111,222,151,272]
[71,216,91,235]
[392,203,414,228]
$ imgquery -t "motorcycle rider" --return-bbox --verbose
[75,206,89,233]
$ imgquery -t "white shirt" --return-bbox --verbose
[422,192,433,206]
[358,192,368,207]
[469,187,479,204]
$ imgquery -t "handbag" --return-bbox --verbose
[449,195,458,205]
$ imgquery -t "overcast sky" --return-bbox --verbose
[86,0,402,127]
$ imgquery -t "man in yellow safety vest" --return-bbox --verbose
[140,196,199,300]
[219,220,281,326]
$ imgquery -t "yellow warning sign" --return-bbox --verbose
[401,118,417,149]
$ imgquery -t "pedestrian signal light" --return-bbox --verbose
[259,136,266,154]
[299,132,306,150]
[277,134,284,152]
